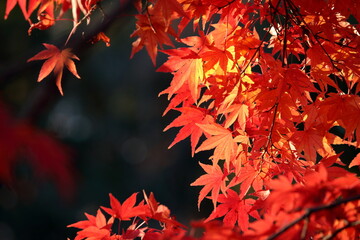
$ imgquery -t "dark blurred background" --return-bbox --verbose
[0,1,212,239]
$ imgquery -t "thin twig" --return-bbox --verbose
[285,0,341,72]
[238,29,270,76]
[65,5,98,46]
[300,217,309,239]
[282,0,288,67]
[265,102,278,151]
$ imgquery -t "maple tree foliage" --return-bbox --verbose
[3,0,360,239]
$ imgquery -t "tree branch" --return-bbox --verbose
[323,220,360,240]
[285,0,342,73]
[267,194,360,240]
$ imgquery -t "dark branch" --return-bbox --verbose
[267,194,360,240]
[323,220,360,240]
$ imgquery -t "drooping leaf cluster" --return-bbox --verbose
[68,192,188,240]
[129,0,360,237]
[69,166,360,239]
[3,0,360,239]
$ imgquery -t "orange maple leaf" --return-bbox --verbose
[201,45,234,74]
[349,152,360,168]
[67,209,114,240]
[28,13,55,35]
[195,123,238,167]
[89,32,111,47]
[158,48,204,102]
[28,43,80,95]
[220,104,249,130]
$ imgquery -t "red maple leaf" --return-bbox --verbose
[101,193,149,221]
[4,0,27,19]
[130,3,175,65]
[68,209,114,240]
[205,189,260,232]
[164,107,214,156]
[27,43,80,95]
[68,209,113,231]
[229,165,265,199]
[153,0,188,29]
[143,191,185,228]
[191,162,228,209]
[291,127,327,162]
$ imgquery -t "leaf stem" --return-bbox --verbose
[65,5,97,47]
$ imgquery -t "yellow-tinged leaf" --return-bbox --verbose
[223,104,249,130]
[196,123,237,167]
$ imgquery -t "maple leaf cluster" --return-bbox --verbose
[69,0,360,238]
[4,0,360,239]
[68,166,360,239]
[127,0,360,238]
[68,192,187,240]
